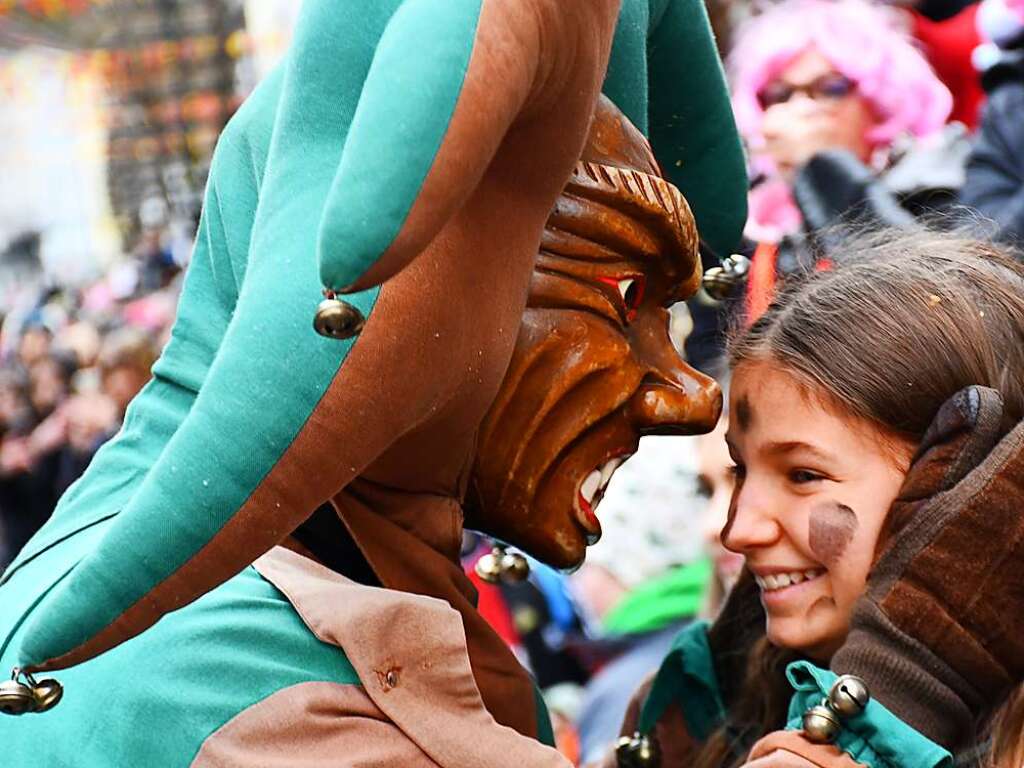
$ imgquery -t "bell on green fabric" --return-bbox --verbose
[313,294,365,340]
[0,679,34,716]
[0,669,62,716]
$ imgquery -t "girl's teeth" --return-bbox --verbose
[756,569,823,592]
[580,470,602,504]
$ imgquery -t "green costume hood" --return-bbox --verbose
[7,0,746,677]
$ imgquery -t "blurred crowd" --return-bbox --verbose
[3,0,1024,762]
[0,234,182,568]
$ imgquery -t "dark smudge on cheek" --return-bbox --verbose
[808,501,858,567]
[736,395,753,432]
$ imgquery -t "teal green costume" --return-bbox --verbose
[1,0,748,763]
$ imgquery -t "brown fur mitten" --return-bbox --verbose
[832,386,1024,750]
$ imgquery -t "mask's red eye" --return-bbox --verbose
[598,275,645,322]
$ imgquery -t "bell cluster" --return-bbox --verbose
[801,674,871,744]
[0,668,64,717]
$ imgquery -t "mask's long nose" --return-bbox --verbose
[626,308,722,435]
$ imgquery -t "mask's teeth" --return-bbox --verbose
[580,470,602,504]
[599,458,622,489]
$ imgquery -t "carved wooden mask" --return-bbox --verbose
[466,97,723,568]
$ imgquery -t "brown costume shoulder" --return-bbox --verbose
[192,546,569,768]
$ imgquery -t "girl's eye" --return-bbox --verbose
[790,469,825,484]
[727,463,746,481]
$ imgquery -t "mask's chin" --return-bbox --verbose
[503,491,595,570]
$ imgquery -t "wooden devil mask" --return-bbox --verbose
[467,96,721,568]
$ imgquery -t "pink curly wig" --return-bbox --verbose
[730,0,952,238]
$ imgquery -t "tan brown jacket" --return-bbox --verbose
[194,546,571,767]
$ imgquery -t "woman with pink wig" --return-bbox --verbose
[724,0,960,319]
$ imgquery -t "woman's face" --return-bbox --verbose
[723,362,914,661]
[758,48,877,181]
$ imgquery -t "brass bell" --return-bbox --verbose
[313,297,365,340]
[702,253,752,301]
[499,551,530,583]
[802,703,841,744]
[828,675,869,718]
[0,679,36,716]
[474,547,504,584]
[616,732,660,768]
[30,678,64,713]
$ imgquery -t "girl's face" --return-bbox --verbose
[723,362,914,661]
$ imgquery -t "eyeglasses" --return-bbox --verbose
[756,72,857,110]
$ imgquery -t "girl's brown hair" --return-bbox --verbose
[697,229,1024,767]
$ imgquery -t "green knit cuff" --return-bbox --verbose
[785,662,953,768]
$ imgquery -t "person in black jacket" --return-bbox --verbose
[960,0,1024,247]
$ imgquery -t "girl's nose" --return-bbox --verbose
[721,484,781,554]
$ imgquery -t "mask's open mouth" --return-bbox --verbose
[574,454,631,544]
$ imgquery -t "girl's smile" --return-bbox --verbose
[723,361,913,661]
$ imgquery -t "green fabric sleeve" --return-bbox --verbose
[15,19,380,668]
[15,0,509,670]
[314,0,483,292]
[602,557,711,636]
[785,662,954,768]
[2,555,360,768]
[0,79,272,584]
[646,0,748,258]
[638,619,726,742]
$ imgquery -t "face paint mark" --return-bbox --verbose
[736,395,754,432]
[808,501,858,567]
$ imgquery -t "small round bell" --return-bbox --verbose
[30,678,64,713]
[828,675,869,718]
[615,732,660,768]
[499,551,530,583]
[313,298,365,340]
[802,703,841,744]
[0,679,36,716]
[474,548,504,584]
[702,253,752,301]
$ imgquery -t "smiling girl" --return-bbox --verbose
[612,231,1024,768]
